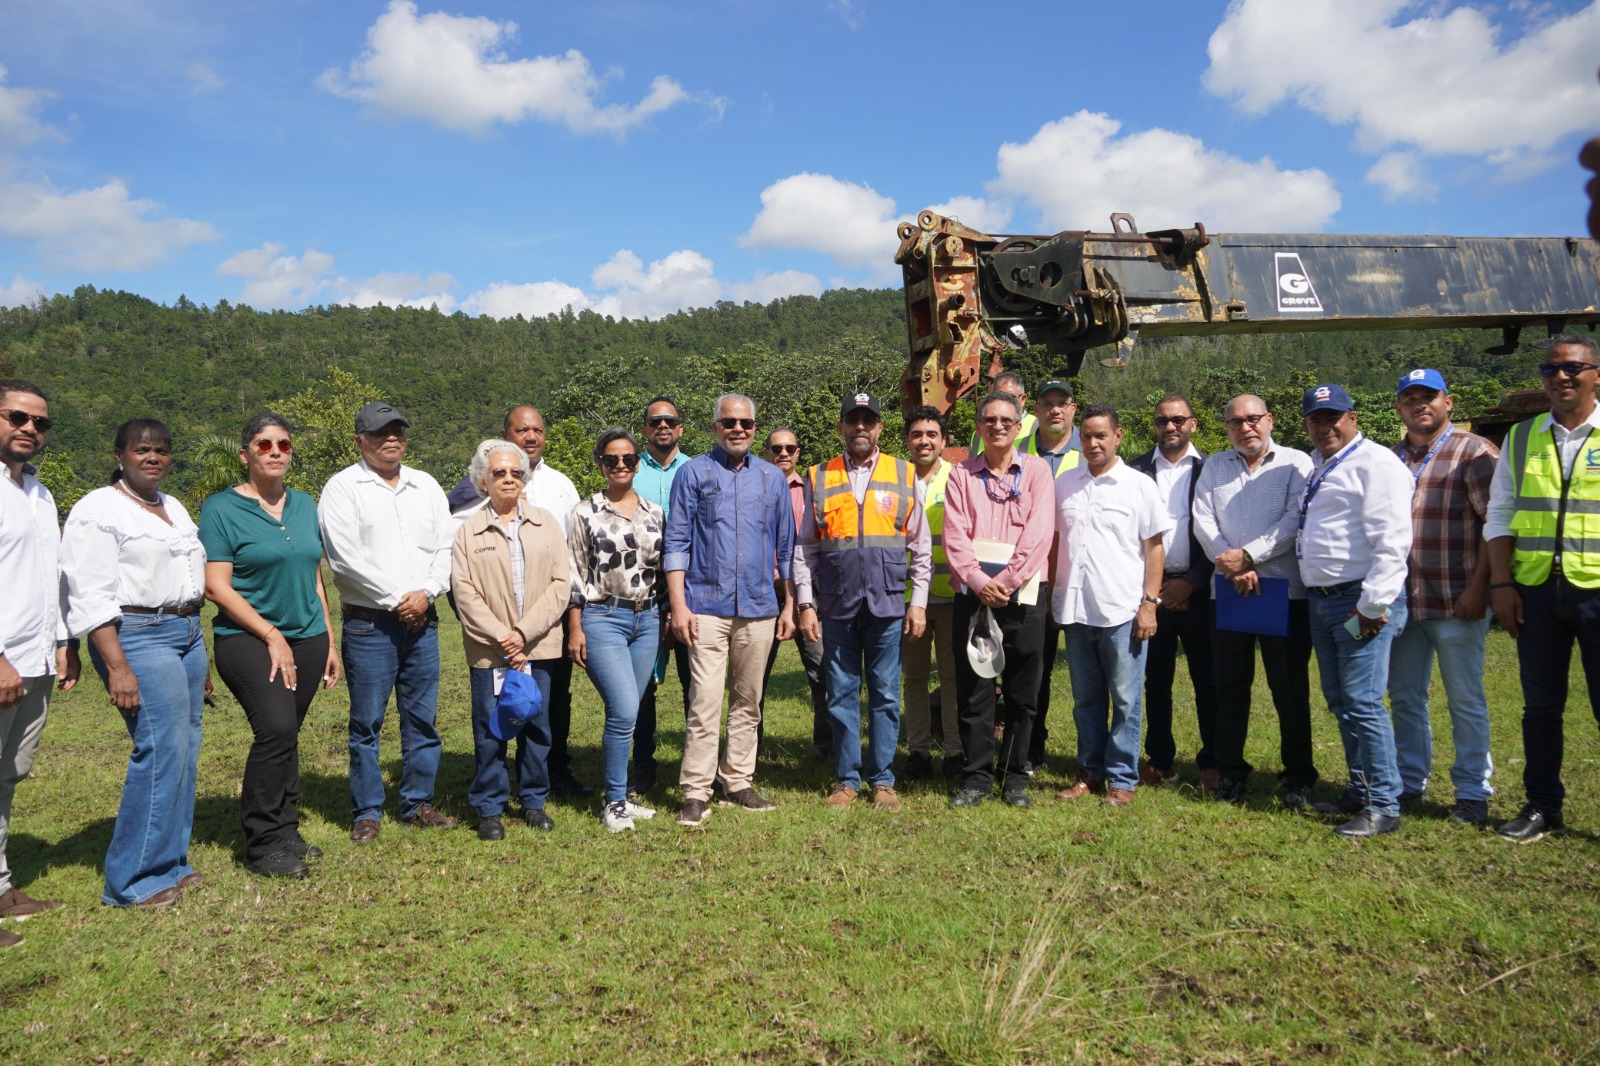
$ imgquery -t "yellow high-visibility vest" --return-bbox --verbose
[1506,415,1600,588]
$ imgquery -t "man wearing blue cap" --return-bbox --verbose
[1297,384,1414,837]
[1388,369,1499,826]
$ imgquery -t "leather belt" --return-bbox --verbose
[1308,580,1363,597]
[343,603,438,622]
[590,595,660,612]
[122,601,203,617]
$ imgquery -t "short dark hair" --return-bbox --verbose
[1543,333,1600,357]
[1155,394,1193,416]
[502,405,542,435]
[904,405,946,437]
[1080,403,1120,430]
[644,395,679,419]
[241,412,292,450]
[765,426,799,449]
[976,391,1022,421]
[591,427,640,468]
[993,370,1026,394]
[111,419,172,484]
[0,379,47,405]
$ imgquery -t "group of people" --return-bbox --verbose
[0,334,1597,939]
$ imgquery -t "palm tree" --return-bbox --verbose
[179,434,242,511]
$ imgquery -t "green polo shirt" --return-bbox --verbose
[198,488,328,640]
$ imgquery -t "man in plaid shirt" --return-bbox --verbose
[1386,368,1499,826]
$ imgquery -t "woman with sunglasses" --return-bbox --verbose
[451,439,571,840]
[567,429,666,832]
[197,414,339,879]
[61,419,207,907]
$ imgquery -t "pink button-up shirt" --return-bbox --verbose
[942,447,1056,596]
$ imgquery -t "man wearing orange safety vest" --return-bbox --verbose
[794,393,932,811]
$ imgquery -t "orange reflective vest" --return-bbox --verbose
[808,453,916,618]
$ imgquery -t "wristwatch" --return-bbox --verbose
[1142,594,1161,606]
[797,602,815,613]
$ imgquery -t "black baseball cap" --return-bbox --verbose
[354,401,411,434]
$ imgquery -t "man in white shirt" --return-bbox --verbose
[1296,384,1414,838]
[1128,394,1218,789]
[1052,404,1172,808]
[320,402,455,843]
[1193,395,1318,807]
[0,379,78,943]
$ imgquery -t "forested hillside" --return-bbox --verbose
[0,285,1549,512]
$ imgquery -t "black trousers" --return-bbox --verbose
[954,594,1047,793]
[1029,616,1063,767]
[1516,576,1600,816]
[759,626,830,756]
[1144,595,1220,771]
[1209,598,1317,786]
[545,648,575,778]
[632,641,691,782]
[214,631,330,861]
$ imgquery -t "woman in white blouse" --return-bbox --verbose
[61,420,208,908]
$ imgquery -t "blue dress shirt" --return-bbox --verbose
[665,447,793,619]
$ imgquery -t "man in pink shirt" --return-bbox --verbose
[943,390,1058,808]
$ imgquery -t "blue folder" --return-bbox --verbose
[1213,574,1290,638]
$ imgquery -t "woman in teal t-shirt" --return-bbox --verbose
[198,413,339,881]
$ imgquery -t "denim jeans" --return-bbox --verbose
[821,611,903,790]
[1307,584,1406,817]
[1387,614,1494,801]
[468,662,555,816]
[90,613,208,906]
[1064,620,1148,792]
[1514,577,1600,816]
[342,612,442,823]
[581,604,660,803]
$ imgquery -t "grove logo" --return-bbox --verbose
[1275,252,1323,314]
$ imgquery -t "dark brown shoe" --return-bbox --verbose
[1103,787,1136,807]
[401,803,458,830]
[719,787,776,812]
[0,927,21,949]
[176,872,205,890]
[1199,768,1220,793]
[135,886,182,908]
[1055,772,1103,801]
[350,818,381,844]
[1139,764,1176,786]
[0,887,60,920]
[676,798,711,826]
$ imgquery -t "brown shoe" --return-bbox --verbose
[1055,772,1103,801]
[1199,767,1220,793]
[0,887,60,920]
[135,886,182,908]
[719,787,776,812]
[350,818,381,844]
[826,784,859,808]
[401,803,459,830]
[1139,763,1176,786]
[872,785,901,812]
[0,927,20,948]
[176,872,205,890]
[675,798,711,827]
[1104,787,1136,807]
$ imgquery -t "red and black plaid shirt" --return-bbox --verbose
[1393,429,1498,620]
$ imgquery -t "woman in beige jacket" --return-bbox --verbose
[451,439,570,840]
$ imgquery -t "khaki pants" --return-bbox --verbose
[681,615,777,802]
[902,601,958,757]
[0,676,51,896]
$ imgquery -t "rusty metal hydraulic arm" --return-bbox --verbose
[895,210,1600,413]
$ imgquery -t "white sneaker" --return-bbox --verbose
[624,799,655,821]
[601,801,635,833]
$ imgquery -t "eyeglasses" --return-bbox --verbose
[977,416,1018,429]
[647,415,682,428]
[599,452,640,470]
[1540,361,1600,378]
[488,466,525,481]
[1222,413,1269,431]
[0,410,52,432]
[1153,415,1192,428]
[716,418,756,431]
[252,438,293,454]
[767,443,799,455]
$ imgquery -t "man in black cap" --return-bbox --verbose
[319,401,457,842]
[794,392,931,811]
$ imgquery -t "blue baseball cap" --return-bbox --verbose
[1396,367,1449,397]
[1302,383,1355,416]
[491,667,544,741]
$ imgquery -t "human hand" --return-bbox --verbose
[798,607,821,644]
[1231,571,1261,596]
[1490,586,1522,638]
[903,606,926,640]
[1454,585,1487,622]
[1134,602,1158,640]
[57,645,80,692]
[264,629,297,690]
[567,624,587,669]
[107,662,141,713]
[1160,579,1193,612]
[322,645,341,689]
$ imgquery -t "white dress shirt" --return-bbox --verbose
[1295,433,1414,618]
[1153,444,1201,573]
[318,461,453,610]
[61,486,206,636]
[523,460,581,536]
[0,465,65,676]
[1483,406,1600,540]
[1192,442,1314,598]
[1052,458,1173,627]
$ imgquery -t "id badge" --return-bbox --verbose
[1294,531,1304,559]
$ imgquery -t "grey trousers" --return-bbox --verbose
[0,676,51,896]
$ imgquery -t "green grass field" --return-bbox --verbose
[1,600,1597,1065]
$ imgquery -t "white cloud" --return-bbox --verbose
[0,177,219,271]
[829,0,864,30]
[988,109,1340,232]
[0,275,52,310]
[727,269,823,305]
[459,280,590,319]
[318,0,716,136]
[740,172,901,269]
[216,243,336,308]
[186,60,225,94]
[1205,0,1600,160]
[336,271,457,312]
[0,64,60,149]
[927,195,1012,234]
[1365,151,1438,203]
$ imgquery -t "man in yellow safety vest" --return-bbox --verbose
[899,406,959,783]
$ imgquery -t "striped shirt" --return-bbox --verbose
[1192,443,1315,599]
[1393,429,1497,620]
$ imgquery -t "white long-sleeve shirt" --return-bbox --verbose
[1483,406,1600,541]
[1192,442,1314,599]
[0,465,65,676]
[60,486,206,636]
[1295,433,1414,618]
[523,461,580,536]
[318,461,453,610]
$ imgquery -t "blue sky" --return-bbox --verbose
[1,0,1597,319]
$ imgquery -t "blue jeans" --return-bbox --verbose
[581,604,660,803]
[822,612,903,790]
[1064,621,1147,792]
[1307,585,1406,817]
[468,662,555,816]
[342,613,442,823]
[90,613,208,906]
[1387,614,1494,801]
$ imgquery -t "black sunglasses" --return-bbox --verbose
[1153,415,1192,428]
[1540,361,1600,378]
[647,415,682,427]
[0,409,52,432]
[716,417,756,431]
[599,452,640,470]
[767,443,799,455]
